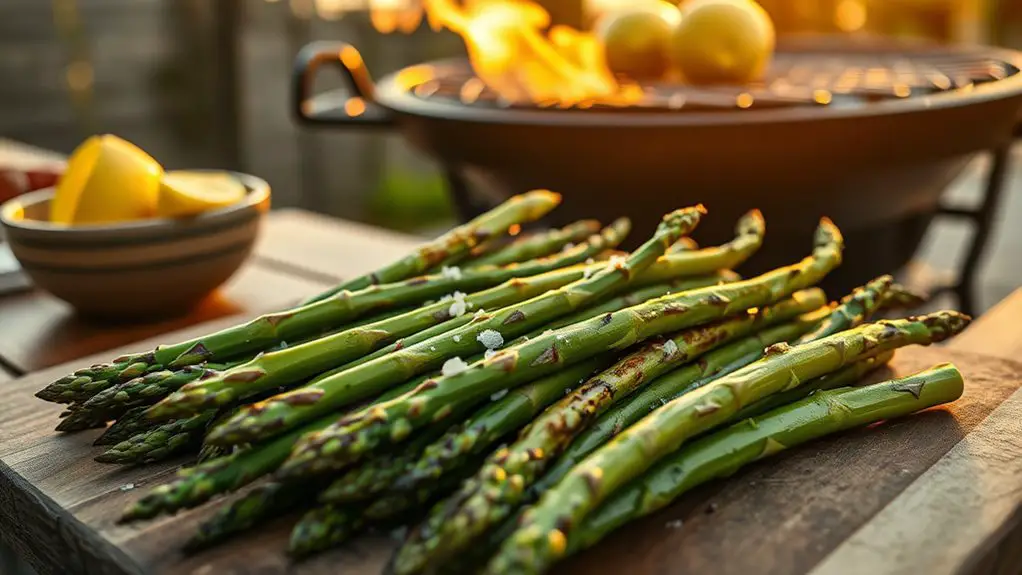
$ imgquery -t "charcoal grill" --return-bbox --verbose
[291,35,1022,310]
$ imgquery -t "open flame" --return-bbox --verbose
[372,0,641,106]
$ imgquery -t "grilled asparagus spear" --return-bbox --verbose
[393,290,822,496]
[205,207,705,448]
[146,220,631,420]
[532,273,897,490]
[467,220,601,268]
[38,215,620,406]
[284,218,840,484]
[304,190,562,305]
[485,311,969,575]
[566,364,963,556]
[389,291,825,571]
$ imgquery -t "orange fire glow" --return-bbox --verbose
[372,0,641,106]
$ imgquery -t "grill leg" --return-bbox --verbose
[444,167,489,222]
[947,144,1012,317]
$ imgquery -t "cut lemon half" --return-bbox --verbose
[51,134,163,225]
[157,171,247,218]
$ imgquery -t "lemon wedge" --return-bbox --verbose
[157,171,246,218]
[51,134,163,225]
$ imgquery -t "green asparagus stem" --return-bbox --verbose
[643,209,764,274]
[184,480,319,551]
[147,219,631,420]
[359,271,736,377]
[884,283,928,310]
[391,290,825,570]
[54,407,106,432]
[468,220,602,268]
[197,442,231,463]
[81,364,227,422]
[303,190,562,305]
[365,459,482,523]
[94,406,152,446]
[318,426,451,505]
[393,290,821,497]
[390,359,611,493]
[733,350,894,420]
[288,504,364,559]
[284,217,839,484]
[453,208,762,341]
[119,376,428,523]
[795,275,892,343]
[95,411,217,464]
[38,360,161,405]
[207,207,705,449]
[487,311,970,574]
[668,237,699,252]
[566,363,964,556]
[118,419,327,523]
[537,273,740,334]
[529,313,828,496]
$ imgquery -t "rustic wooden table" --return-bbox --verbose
[1,140,1021,575]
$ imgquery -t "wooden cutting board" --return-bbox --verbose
[1,341,1020,575]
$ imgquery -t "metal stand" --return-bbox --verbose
[937,124,1020,317]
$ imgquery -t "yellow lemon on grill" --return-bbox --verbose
[596,1,681,81]
[157,171,247,218]
[669,0,775,84]
[51,134,163,225]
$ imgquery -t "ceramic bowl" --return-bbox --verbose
[0,171,270,319]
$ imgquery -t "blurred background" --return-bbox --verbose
[0,0,1020,313]
[2,0,1019,232]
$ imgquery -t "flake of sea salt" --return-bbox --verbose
[441,265,463,280]
[441,357,470,377]
[476,329,504,350]
[663,339,679,358]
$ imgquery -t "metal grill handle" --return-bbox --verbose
[291,41,394,128]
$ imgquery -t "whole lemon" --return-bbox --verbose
[669,0,775,84]
[596,2,680,81]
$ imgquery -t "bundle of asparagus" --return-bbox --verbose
[34,191,969,575]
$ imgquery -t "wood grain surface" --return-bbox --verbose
[950,288,1022,359]
[255,209,422,284]
[1,345,1018,575]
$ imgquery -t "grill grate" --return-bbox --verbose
[409,49,1020,112]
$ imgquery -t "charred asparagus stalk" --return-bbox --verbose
[95,411,217,464]
[566,364,964,556]
[390,290,825,570]
[93,406,152,446]
[485,311,969,575]
[288,505,364,559]
[303,190,562,305]
[467,220,601,268]
[794,275,893,343]
[281,217,839,482]
[81,363,228,422]
[533,274,898,486]
[185,480,321,551]
[205,207,705,448]
[146,219,631,420]
[389,359,612,493]
[119,374,443,523]
[39,217,625,405]
[393,290,822,497]
[733,350,894,420]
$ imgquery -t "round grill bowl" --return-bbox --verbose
[293,36,1022,291]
